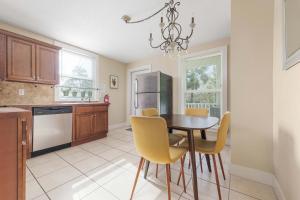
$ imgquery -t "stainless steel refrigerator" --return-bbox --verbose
[134,71,173,115]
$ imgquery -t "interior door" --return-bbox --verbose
[36,45,59,84]
[7,36,36,82]
[130,68,151,115]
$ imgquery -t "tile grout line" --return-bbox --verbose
[26,166,52,200]
[28,128,233,200]
[229,188,263,200]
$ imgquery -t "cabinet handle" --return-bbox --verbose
[21,120,27,144]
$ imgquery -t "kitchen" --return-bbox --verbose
[0,0,295,199]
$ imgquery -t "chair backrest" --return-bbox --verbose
[142,108,159,117]
[214,112,231,153]
[131,116,171,164]
[185,108,209,117]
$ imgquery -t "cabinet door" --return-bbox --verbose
[0,33,6,80]
[36,45,59,84]
[0,116,26,200]
[7,36,36,82]
[75,114,94,140]
[94,111,108,135]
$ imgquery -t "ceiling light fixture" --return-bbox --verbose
[122,0,195,54]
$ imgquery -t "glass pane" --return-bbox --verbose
[184,91,221,118]
[60,76,93,89]
[59,77,94,99]
[61,50,93,79]
[184,55,222,118]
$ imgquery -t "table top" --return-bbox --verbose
[161,114,219,130]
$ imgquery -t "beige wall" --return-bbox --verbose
[230,0,274,172]
[0,22,127,126]
[273,0,300,199]
[98,56,126,126]
[126,38,230,120]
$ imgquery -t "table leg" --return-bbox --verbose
[187,129,199,200]
[201,130,212,172]
[143,160,150,179]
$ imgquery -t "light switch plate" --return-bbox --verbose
[18,89,25,96]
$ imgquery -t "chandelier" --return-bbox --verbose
[122,0,195,54]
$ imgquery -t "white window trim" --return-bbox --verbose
[177,46,228,117]
[54,42,99,102]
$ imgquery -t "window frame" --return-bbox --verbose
[54,43,98,102]
[178,46,228,118]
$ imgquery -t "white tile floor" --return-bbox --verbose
[26,128,278,200]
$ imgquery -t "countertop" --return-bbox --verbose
[0,102,110,108]
[0,107,30,114]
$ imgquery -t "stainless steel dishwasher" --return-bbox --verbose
[32,106,72,156]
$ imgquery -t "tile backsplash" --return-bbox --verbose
[0,81,54,105]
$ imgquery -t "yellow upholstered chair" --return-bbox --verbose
[178,112,230,200]
[142,108,183,146]
[130,116,187,200]
[141,108,184,178]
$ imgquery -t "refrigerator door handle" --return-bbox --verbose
[134,79,138,109]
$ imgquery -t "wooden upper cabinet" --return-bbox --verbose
[36,45,59,84]
[0,33,6,80]
[7,36,36,82]
[0,29,61,85]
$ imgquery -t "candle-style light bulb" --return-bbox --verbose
[149,33,153,42]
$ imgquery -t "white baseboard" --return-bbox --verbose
[108,122,128,130]
[273,176,286,200]
[230,164,287,200]
[230,164,274,185]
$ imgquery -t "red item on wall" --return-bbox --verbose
[104,95,109,103]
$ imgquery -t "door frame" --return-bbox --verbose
[126,65,152,123]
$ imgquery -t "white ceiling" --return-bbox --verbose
[0,0,230,63]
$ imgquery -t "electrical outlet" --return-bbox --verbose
[18,89,25,96]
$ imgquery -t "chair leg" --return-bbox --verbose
[176,154,186,185]
[156,164,159,178]
[212,155,222,200]
[130,157,144,200]
[199,153,203,173]
[218,153,226,180]
[168,164,172,182]
[141,159,145,170]
[166,164,171,200]
[180,156,187,193]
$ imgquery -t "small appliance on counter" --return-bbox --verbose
[32,106,72,157]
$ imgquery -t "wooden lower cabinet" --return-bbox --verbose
[0,108,29,200]
[75,113,94,140]
[94,111,108,134]
[73,104,108,145]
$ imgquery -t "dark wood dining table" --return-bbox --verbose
[143,114,219,200]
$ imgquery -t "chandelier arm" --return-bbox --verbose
[173,3,180,22]
[161,26,169,41]
[150,40,168,49]
[125,3,170,24]
[186,28,194,40]
[177,42,188,51]
[173,23,182,40]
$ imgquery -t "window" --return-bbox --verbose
[179,47,227,119]
[55,48,97,101]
